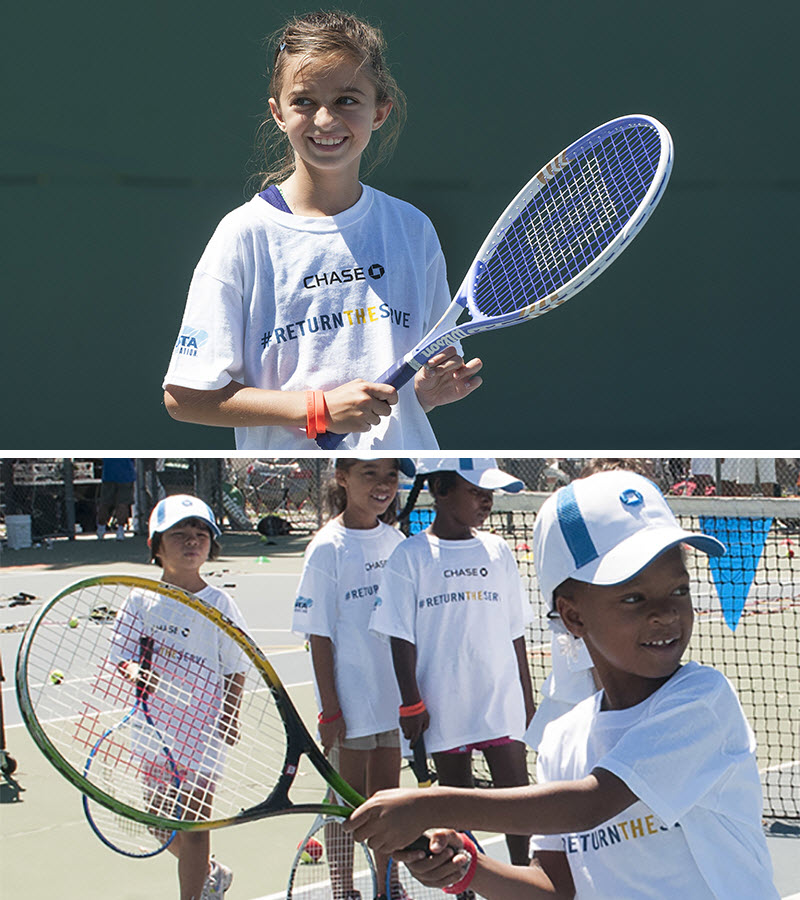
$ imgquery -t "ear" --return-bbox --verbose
[269,97,287,132]
[372,99,393,131]
[556,594,586,638]
[334,468,348,489]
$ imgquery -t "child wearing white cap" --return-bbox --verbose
[108,495,246,900]
[346,470,779,900]
[370,457,535,866]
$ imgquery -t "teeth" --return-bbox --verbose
[645,638,676,647]
[312,137,345,146]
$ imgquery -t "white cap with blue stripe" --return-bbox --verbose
[533,471,726,605]
[414,457,523,493]
[148,494,221,540]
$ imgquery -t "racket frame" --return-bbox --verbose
[16,575,363,833]
[316,113,672,450]
[286,809,378,900]
[81,636,181,857]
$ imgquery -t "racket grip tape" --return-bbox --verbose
[411,739,431,788]
[313,358,417,449]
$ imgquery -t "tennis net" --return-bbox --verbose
[414,493,800,822]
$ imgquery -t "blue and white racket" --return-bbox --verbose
[82,636,181,857]
[316,113,673,449]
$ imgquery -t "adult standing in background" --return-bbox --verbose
[97,458,137,540]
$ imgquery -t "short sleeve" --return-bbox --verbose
[501,541,531,638]
[595,668,756,826]
[163,216,247,391]
[293,544,338,639]
[369,544,417,643]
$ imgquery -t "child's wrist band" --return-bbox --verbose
[318,709,342,725]
[314,390,328,435]
[399,700,426,717]
[305,391,317,439]
[443,832,478,894]
[305,390,328,439]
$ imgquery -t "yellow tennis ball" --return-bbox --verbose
[50,670,64,684]
[68,617,79,628]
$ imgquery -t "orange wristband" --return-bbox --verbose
[314,390,328,435]
[399,700,427,717]
[305,391,317,440]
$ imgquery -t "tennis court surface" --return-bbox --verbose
[2,515,799,898]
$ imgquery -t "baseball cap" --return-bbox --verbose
[148,495,221,540]
[533,470,726,605]
[415,458,524,493]
[332,457,416,478]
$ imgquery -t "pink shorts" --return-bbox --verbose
[440,736,514,755]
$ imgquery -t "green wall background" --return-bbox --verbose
[3,0,798,450]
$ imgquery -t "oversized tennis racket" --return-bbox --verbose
[287,804,378,900]
[15,575,426,842]
[316,113,673,449]
[81,635,180,857]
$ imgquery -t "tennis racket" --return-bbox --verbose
[387,737,481,899]
[287,804,378,900]
[316,113,673,449]
[81,635,179,857]
[15,575,427,843]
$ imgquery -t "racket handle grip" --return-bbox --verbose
[313,359,417,450]
[411,738,431,787]
[315,431,345,450]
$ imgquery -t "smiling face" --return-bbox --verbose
[336,459,400,529]
[268,53,392,184]
[556,546,694,709]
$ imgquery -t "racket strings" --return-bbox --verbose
[472,123,663,318]
[289,817,377,900]
[20,581,295,826]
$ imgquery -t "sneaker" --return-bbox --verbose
[115,525,125,541]
[201,859,233,899]
[96,525,106,540]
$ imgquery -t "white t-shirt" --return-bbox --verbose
[163,186,453,450]
[107,584,248,778]
[370,531,531,753]
[524,619,596,750]
[292,518,405,739]
[530,662,778,899]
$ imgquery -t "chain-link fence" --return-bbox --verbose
[2,458,799,546]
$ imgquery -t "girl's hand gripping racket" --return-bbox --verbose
[317,113,673,449]
[15,575,429,849]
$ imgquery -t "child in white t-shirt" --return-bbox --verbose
[109,495,247,900]
[370,457,535,866]
[346,470,779,900]
[163,11,481,450]
[292,457,415,900]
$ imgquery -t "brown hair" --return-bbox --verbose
[252,10,407,190]
[324,458,403,525]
